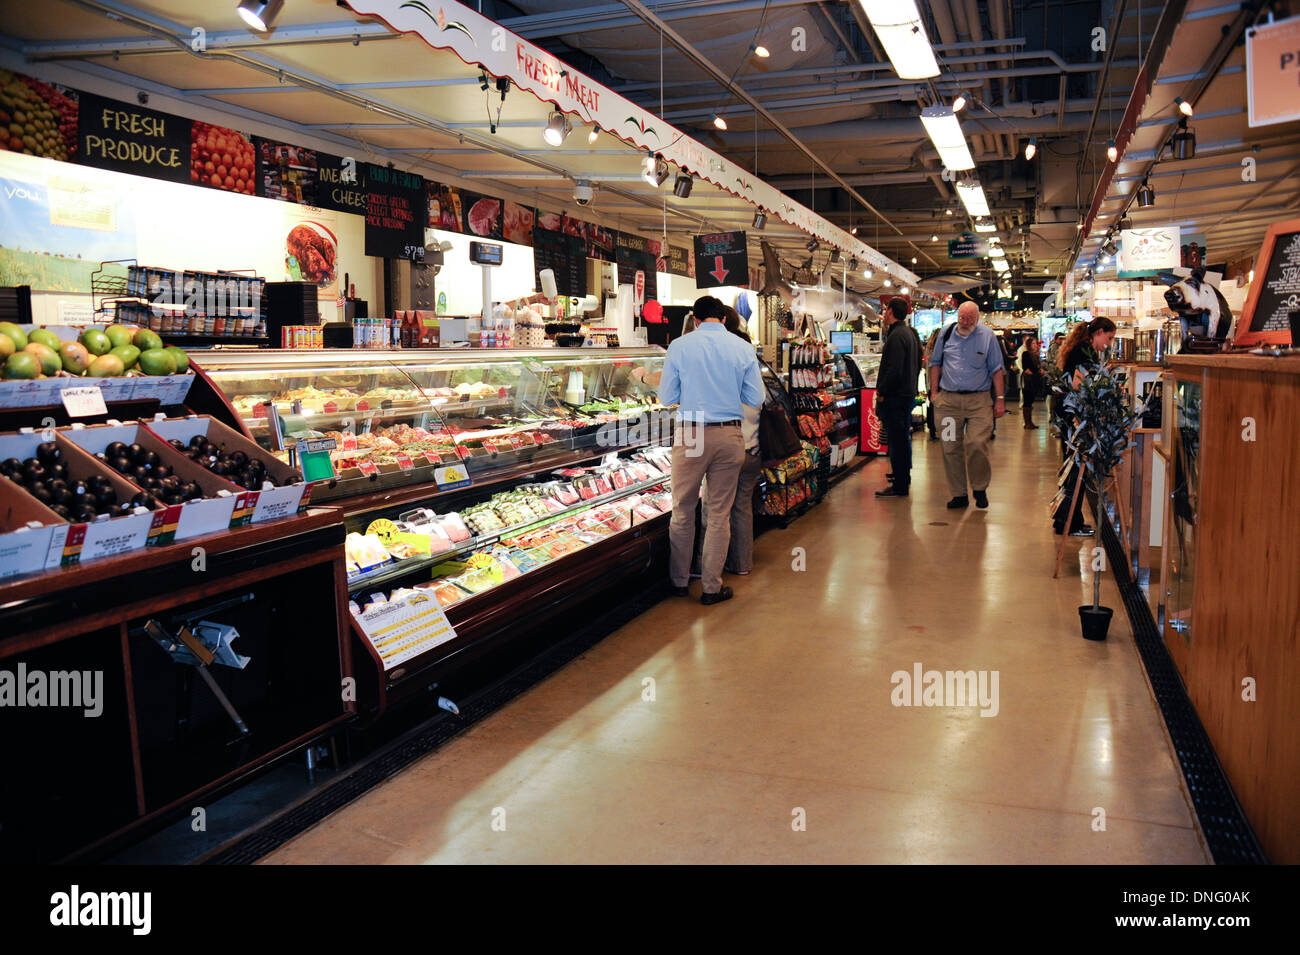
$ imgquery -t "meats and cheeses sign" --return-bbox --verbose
[363,163,425,260]
[693,231,748,289]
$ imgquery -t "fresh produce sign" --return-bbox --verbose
[363,163,425,260]
[76,91,190,184]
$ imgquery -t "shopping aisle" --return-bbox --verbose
[266,427,1209,864]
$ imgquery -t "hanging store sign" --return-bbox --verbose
[315,152,368,213]
[693,231,748,289]
[1246,14,1300,127]
[947,234,987,259]
[339,0,917,285]
[363,163,425,260]
[76,91,190,184]
[1119,226,1180,277]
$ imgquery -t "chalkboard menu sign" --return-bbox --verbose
[77,91,190,183]
[664,244,693,277]
[616,232,657,301]
[1237,219,1300,346]
[533,227,587,297]
[693,231,749,289]
[364,163,425,260]
[315,152,368,214]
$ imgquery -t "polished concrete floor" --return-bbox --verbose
[266,420,1209,864]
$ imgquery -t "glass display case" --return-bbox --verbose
[192,347,667,502]
[844,352,880,388]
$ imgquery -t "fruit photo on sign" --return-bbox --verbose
[0,69,78,161]
[190,120,255,195]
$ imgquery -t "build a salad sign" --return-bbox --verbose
[363,163,426,260]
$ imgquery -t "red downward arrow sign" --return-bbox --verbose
[709,256,729,284]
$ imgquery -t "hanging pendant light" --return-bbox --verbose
[1106,139,1118,163]
[1024,138,1037,160]
[1172,118,1196,160]
[1136,180,1155,208]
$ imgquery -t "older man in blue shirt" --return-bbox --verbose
[928,301,1007,509]
[660,295,764,605]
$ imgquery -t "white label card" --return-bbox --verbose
[60,386,108,418]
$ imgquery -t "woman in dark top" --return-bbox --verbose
[1018,335,1042,429]
[1053,317,1117,535]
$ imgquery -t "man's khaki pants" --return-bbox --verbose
[670,423,745,594]
[934,390,994,497]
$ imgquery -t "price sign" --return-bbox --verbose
[356,459,379,477]
[60,386,107,418]
[395,452,414,470]
[296,437,337,482]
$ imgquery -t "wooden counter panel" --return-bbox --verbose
[1168,353,1300,374]
[1191,366,1300,862]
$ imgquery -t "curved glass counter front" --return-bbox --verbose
[194,347,668,502]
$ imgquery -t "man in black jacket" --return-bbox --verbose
[875,298,921,497]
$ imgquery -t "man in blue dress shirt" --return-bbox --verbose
[927,301,1007,509]
[660,295,764,604]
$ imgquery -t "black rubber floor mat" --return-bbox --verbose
[200,586,669,865]
[1100,519,1266,864]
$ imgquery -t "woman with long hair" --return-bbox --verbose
[1053,316,1117,535]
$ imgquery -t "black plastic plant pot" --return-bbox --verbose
[1079,605,1114,641]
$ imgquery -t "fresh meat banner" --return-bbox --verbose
[315,152,368,214]
[190,121,255,195]
[535,209,587,240]
[533,227,587,298]
[76,90,190,184]
[338,0,918,286]
[502,201,534,246]
[256,138,319,204]
[0,68,78,162]
[428,181,465,232]
[693,231,749,289]
[587,223,615,262]
[616,232,657,301]
[460,191,503,240]
[364,163,425,260]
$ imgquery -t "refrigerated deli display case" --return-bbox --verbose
[186,347,676,716]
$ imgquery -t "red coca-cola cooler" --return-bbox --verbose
[860,387,887,455]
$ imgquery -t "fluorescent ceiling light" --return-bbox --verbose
[989,246,1006,258]
[856,0,940,80]
[955,180,990,217]
[992,259,1009,273]
[920,105,975,172]
[973,220,996,233]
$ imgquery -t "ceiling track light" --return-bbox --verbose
[236,0,283,32]
[543,109,571,146]
[1117,215,1132,232]
[1102,237,1118,257]
[672,173,693,198]
[1176,96,1194,117]
[806,237,819,252]
[712,114,728,130]
[1136,180,1156,208]
[478,71,489,91]
[752,209,767,230]
[642,154,669,187]
[1171,118,1196,160]
[1024,138,1037,160]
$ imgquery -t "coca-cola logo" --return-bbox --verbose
[866,402,884,450]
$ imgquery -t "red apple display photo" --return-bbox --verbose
[191,120,256,194]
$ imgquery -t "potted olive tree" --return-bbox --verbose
[1060,362,1149,640]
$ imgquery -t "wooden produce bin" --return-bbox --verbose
[1158,353,1300,863]
[0,507,353,863]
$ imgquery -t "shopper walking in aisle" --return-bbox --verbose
[923,327,941,440]
[1017,335,1043,429]
[874,298,921,497]
[1052,316,1117,536]
[661,295,764,605]
[928,301,1006,509]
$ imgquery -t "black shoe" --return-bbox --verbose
[701,586,734,605]
[973,489,988,508]
[876,485,909,497]
[1070,525,1095,537]
[946,495,969,509]
[669,583,689,597]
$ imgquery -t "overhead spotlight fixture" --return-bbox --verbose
[806,237,819,252]
[478,72,490,91]
[543,109,571,146]
[1172,118,1196,160]
[1136,179,1155,208]
[1117,215,1132,232]
[236,0,284,32]
[642,154,669,187]
[1176,96,1194,117]
[1107,139,1118,163]
[920,105,975,171]
[910,256,918,264]
[588,124,600,144]
[857,0,940,79]
[901,285,910,295]
[752,43,770,58]
[1044,267,1050,274]
[829,248,841,263]
[713,114,728,130]
[752,209,767,230]
[931,234,938,242]
[1024,138,1038,161]
[944,208,954,216]
[1101,237,1118,257]
[883,278,893,288]
[952,93,967,112]
[863,268,873,279]
[673,173,694,198]
[851,226,858,235]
